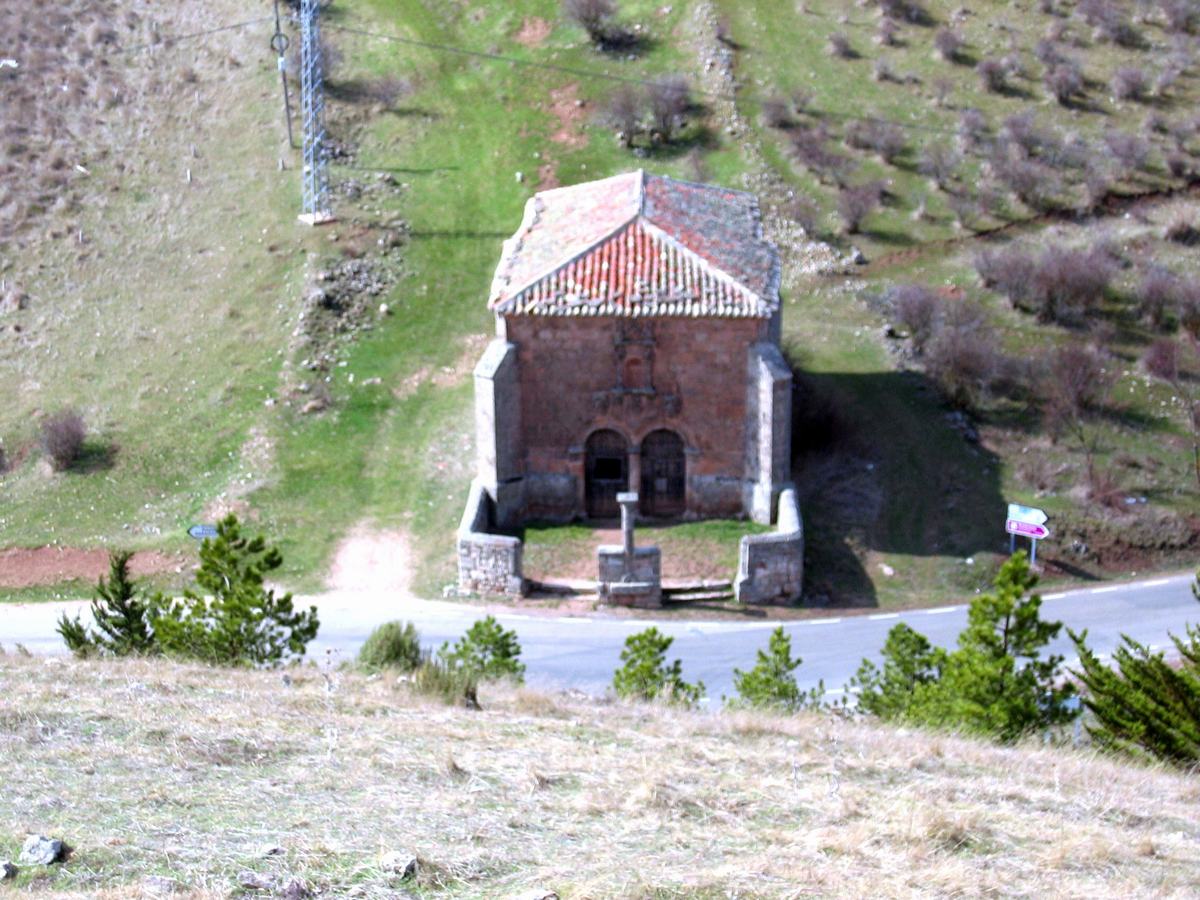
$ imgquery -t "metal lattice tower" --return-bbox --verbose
[298,0,333,224]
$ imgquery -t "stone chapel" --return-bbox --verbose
[472,169,793,529]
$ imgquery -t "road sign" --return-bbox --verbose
[1006,519,1050,540]
[1007,503,1047,526]
[188,524,218,540]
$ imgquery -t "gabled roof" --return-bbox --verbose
[488,171,780,318]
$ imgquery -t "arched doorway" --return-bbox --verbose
[585,429,628,519]
[640,429,685,518]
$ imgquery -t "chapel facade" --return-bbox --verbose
[471,170,793,529]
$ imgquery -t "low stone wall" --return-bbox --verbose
[734,485,803,605]
[457,479,524,596]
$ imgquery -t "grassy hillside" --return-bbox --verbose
[2,653,1198,896]
[3,0,1199,606]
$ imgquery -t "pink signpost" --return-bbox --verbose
[1005,504,1050,564]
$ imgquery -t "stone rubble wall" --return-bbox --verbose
[735,485,803,605]
[456,478,524,596]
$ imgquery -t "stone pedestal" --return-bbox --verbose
[597,491,662,607]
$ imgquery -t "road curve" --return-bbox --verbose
[4,573,1196,702]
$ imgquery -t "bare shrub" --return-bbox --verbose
[886,285,942,352]
[1034,38,1064,67]
[975,245,1038,305]
[1085,161,1115,208]
[957,108,988,151]
[934,28,965,62]
[762,94,793,129]
[789,125,856,184]
[873,57,898,82]
[1104,129,1151,172]
[1161,0,1200,34]
[977,58,1009,92]
[564,0,618,44]
[1112,66,1148,101]
[647,76,691,142]
[1031,245,1117,323]
[1165,215,1200,246]
[40,410,86,471]
[918,143,961,188]
[926,301,1002,410]
[782,197,822,235]
[1144,337,1181,380]
[931,76,954,106]
[605,86,643,147]
[1137,266,1182,329]
[1001,112,1058,159]
[1154,63,1184,98]
[845,118,906,163]
[1045,62,1084,104]
[994,155,1062,212]
[1078,0,1141,45]
[1042,342,1114,429]
[828,32,855,58]
[877,17,900,46]
[877,0,931,24]
[948,193,982,230]
[838,182,884,234]
[1166,151,1192,178]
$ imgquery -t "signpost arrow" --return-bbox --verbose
[188,524,218,540]
[1007,503,1047,526]
[1005,519,1050,540]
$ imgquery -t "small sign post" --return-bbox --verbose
[1005,504,1049,565]
[188,524,218,541]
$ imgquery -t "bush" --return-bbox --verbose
[853,553,1077,742]
[876,16,900,46]
[1042,342,1114,435]
[1104,129,1151,173]
[563,0,617,44]
[1137,266,1183,329]
[789,125,855,185]
[358,621,422,672]
[1143,337,1181,381]
[1045,62,1084,105]
[1111,66,1147,102]
[604,85,642,147]
[977,58,1008,93]
[1070,619,1200,765]
[761,94,793,129]
[925,302,1002,409]
[918,143,961,189]
[412,654,480,708]
[729,627,823,712]
[440,615,525,681]
[827,32,854,59]
[1030,245,1116,323]
[1161,0,1200,34]
[837,182,882,234]
[647,75,690,142]
[40,409,86,471]
[933,28,964,62]
[57,551,159,658]
[886,284,942,353]
[150,515,319,666]
[845,118,906,163]
[1078,0,1140,46]
[612,627,704,706]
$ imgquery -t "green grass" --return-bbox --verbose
[3,0,1199,608]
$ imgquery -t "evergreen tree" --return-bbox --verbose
[851,622,946,718]
[1070,624,1200,765]
[850,552,1076,741]
[613,627,704,707]
[439,615,525,682]
[57,550,159,657]
[729,626,823,712]
[150,515,319,666]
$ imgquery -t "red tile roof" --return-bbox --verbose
[489,171,780,318]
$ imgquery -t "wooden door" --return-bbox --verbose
[640,429,685,518]
[585,430,628,519]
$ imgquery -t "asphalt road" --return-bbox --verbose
[5,572,1196,702]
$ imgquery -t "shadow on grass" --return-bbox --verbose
[786,360,1009,609]
[70,440,118,474]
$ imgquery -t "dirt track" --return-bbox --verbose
[0,547,182,589]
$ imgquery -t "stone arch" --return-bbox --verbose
[584,428,629,519]
[639,429,686,518]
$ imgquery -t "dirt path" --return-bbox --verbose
[0,547,183,589]
[325,522,414,598]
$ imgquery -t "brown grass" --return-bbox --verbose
[1,655,1198,897]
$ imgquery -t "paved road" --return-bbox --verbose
[5,572,1196,701]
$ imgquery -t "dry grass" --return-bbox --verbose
[2,655,1198,898]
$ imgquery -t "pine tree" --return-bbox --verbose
[850,552,1076,741]
[612,627,704,706]
[1070,624,1200,765]
[729,626,823,712]
[57,550,158,657]
[150,515,319,666]
[851,622,946,719]
[439,615,525,681]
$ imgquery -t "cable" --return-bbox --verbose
[324,21,963,138]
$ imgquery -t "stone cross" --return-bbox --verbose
[617,491,638,559]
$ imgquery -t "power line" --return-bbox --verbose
[323,21,963,138]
